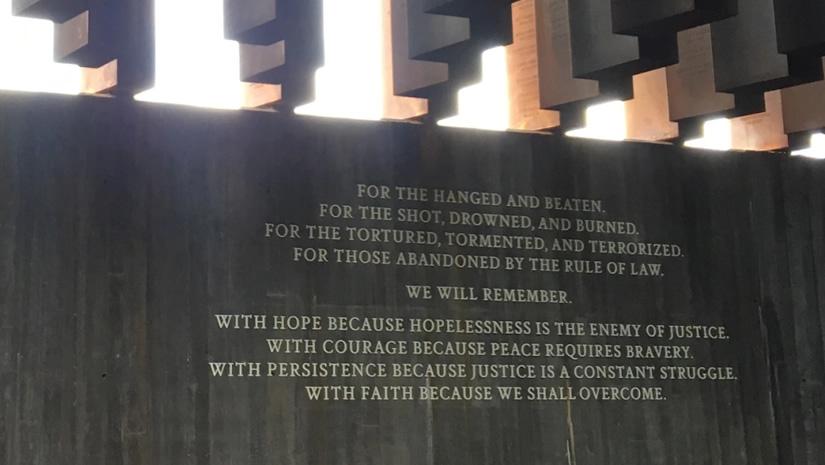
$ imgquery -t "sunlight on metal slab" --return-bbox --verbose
[136,0,244,109]
[438,47,510,131]
[296,0,384,120]
[792,133,825,159]
[566,101,628,141]
[685,118,733,151]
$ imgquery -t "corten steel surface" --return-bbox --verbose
[237,41,285,83]
[45,1,155,95]
[79,60,118,95]
[665,25,765,139]
[781,59,825,142]
[506,0,560,131]
[11,0,87,22]
[410,0,514,61]
[610,0,736,37]
[240,82,282,109]
[772,0,825,59]
[399,0,471,118]
[405,0,470,61]
[709,0,821,96]
[224,0,323,108]
[382,0,429,120]
[402,0,515,119]
[625,69,679,142]
[535,0,603,128]
[224,0,278,44]
[567,0,677,82]
[728,90,787,151]
[390,0,450,103]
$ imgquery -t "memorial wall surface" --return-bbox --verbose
[0,92,823,465]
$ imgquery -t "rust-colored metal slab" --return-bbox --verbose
[507,0,560,131]
[610,0,736,37]
[567,0,677,82]
[53,1,154,96]
[224,0,323,108]
[383,0,429,120]
[710,0,820,95]
[666,24,766,135]
[401,0,516,119]
[781,58,825,137]
[730,91,788,151]
[241,83,282,109]
[11,0,87,22]
[535,0,602,114]
[390,0,449,99]
[773,0,825,59]
[625,69,679,142]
